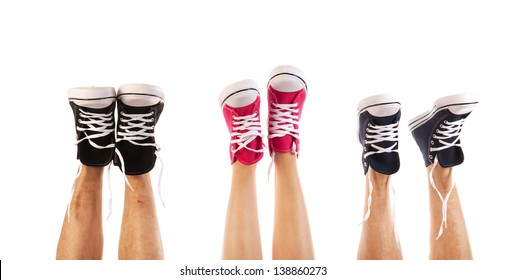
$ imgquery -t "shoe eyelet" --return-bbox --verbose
[363,162,367,167]
[78,119,82,123]
[429,154,433,159]
[366,128,370,132]
[440,124,443,128]
[431,140,434,145]
[367,123,372,127]
[150,118,155,122]
[150,112,154,116]
[433,133,436,138]
[364,147,367,151]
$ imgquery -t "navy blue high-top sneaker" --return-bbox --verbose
[68,87,116,166]
[408,94,478,167]
[357,94,401,175]
[114,84,165,175]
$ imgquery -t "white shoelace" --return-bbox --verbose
[429,157,456,239]
[429,119,465,153]
[268,102,300,144]
[360,122,399,224]
[116,111,165,207]
[75,109,115,149]
[67,109,115,222]
[363,122,399,159]
[230,112,264,155]
[267,102,300,179]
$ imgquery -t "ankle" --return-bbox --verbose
[428,164,454,192]
[74,165,104,191]
[369,169,390,186]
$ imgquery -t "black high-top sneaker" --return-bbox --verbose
[357,94,401,175]
[408,94,478,167]
[114,84,165,175]
[68,87,116,166]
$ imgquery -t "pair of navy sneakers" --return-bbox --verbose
[358,93,478,174]
[358,93,478,238]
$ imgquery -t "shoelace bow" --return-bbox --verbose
[429,119,464,239]
[267,102,300,180]
[230,112,264,155]
[116,110,165,207]
[67,109,115,222]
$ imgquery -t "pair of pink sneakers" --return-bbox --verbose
[218,65,307,165]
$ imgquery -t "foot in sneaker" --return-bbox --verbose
[267,65,307,157]
[408,94,478,167]
[218,79,264,165]
[357,94,401,175]
[114,84,165,175]
[68,87,116,167]
[409,93,478,239]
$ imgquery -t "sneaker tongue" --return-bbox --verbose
[438,147,464,167]
[235,137,263,164]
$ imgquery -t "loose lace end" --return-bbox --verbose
[430,157,456,240]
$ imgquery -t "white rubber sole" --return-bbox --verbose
[68,87,116,109]
[117,83,165,106]
[357,94,401,116]
[408,93,479,131]
[268,65,307,91]
[218,79,259,108]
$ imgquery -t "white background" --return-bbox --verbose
[1,0,505,279]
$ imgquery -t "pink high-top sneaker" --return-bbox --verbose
[267,65,307,156]
[219,79,264,165]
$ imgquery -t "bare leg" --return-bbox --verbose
[56,165,104,260]
[118,174,164,260]
[222,162,262,260]
[272,153,314,260]
[428,164,472,259]
[357,170,402,260]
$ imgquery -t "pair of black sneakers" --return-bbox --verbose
[68,84,165,175]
